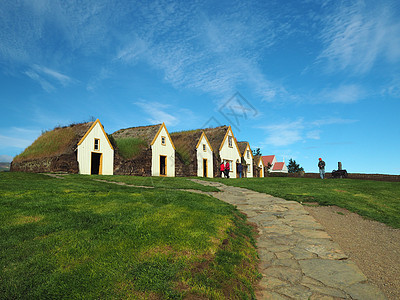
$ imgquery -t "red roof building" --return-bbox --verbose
[262,155,288,173]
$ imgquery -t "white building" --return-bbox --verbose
[205,126,242,178]
[150,123,176,177]
[196,132,214,178]
[112,123,175,177]
[238,141,254,178]
[77,119,114,175]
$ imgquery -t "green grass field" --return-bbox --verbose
[0,173,259,299]
[95,175,219,192]
[207,177,400,228]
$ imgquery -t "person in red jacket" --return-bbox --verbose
[225,161,230,178]
[220,162,225,178]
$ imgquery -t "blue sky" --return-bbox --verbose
[1,0,399,174]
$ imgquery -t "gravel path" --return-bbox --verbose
[304,205,400,300]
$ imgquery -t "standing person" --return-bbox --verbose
[225,161,230,179]
[220,162,225,178]
[238,162,243,178]
[318,158,325,179]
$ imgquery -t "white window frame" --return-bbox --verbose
[94,138,100,151]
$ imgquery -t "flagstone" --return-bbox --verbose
[299,259,367,288]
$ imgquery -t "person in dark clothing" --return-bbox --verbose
[318,158,326,179]
[237,163,243,178]
[225,161,230,178]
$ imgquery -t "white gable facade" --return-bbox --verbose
[271,161,288,173]
[77,119,114,175]
[219,127,241,178]
[257,158,265,177]
[242,143,254,178]
[196,133,214,178]
[151,124,175,177]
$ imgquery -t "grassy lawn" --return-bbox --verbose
[0,173,259,299]
[207,177,400,228]
[94,175,219,192]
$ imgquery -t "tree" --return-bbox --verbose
[252,148,262,156]
[287,158,304,173]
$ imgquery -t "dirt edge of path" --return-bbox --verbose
[304,205,400,300]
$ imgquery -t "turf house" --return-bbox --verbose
[253,155,265,177]
[237,141,254,178]
[112,123,175,177]
[203,125,242,178]
[170,130,214,177]
[11,119,114,175]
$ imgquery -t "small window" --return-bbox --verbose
[94,139,100,150]
[228,136,233,148]
[247,150,250,159]
[203,144,206,151]
[161,136,166,146]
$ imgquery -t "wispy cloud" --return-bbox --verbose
[115,1,290,102]
[24,70,55,92]
[311,117,358,126]
[319,84,366,104]
[318,0,400,74]
[261,117,358,147]
[24,65,74,92]
[381,77,400,98]
[262,119,304,147]
[134,100,179,127]
[32,65,73,86]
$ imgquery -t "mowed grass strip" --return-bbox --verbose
[207,177,400,228]
[94,175,219,192]
[0,173,259,299]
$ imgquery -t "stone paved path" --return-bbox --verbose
[190,179,386,300]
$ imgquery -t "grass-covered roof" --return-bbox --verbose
[170,129,204,165]
[253,155,263,166]
[202,126,229,153]
[237,141,248,156]
[111,124,162,160]
[13,122,94,162]
[112,124,161,146]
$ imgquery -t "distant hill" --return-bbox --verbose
[0,162,11,172]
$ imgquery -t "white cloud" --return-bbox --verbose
[134,101,179,127]
[320,84,365,104]
[318,1,400,74]
[381,78,400,98]
[306,130,321,140]
[115,2,290,103]
[24,65,74,92]
[311,117,358,126]
[24,70,55,92]
[261,116,358,147]
[32,65,73,86]
[262,119,304,147]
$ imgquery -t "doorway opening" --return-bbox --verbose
[160,155,167,176]
[203,159,207,177]
[91,152,102,175]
